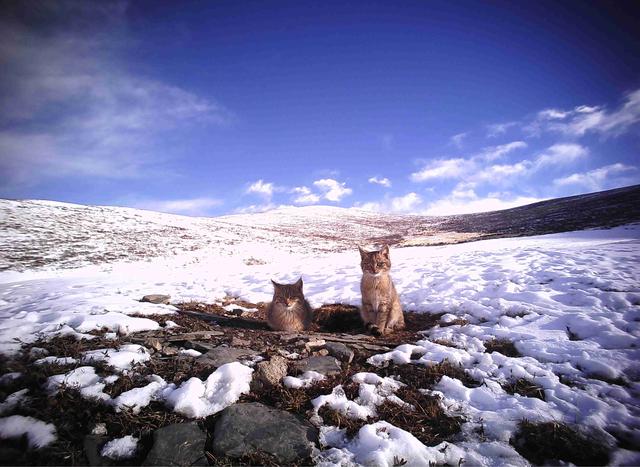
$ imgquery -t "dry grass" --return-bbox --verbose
[484,338,521,357]
[502,378,546,401]
[511,420,611,466]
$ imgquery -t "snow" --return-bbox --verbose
[0,415,57,448]
[179,348,202,357]
[100,435,138,460]
[283,371,326,389]
[162,362,253,418]
[0,389,29,415]
[83,344,151,371]
[1,198,639,465]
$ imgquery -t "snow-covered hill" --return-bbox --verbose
[1,184,639,272]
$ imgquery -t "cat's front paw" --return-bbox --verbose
[370,325,383,337]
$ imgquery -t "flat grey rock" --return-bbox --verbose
[83,435,112,466]
[294,355,342,376]
[254,356,288,387]
[325,342,355,363]
[143,423,207,466]
[141,294,171,305]
[212,402,317,463]
[197,346,259,368]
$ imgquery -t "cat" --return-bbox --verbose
[359,244,405,336]
[266,278,314,332]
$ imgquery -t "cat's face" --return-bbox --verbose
[359,245,391,274]
[271,278,305,307]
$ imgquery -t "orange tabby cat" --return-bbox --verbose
[359,245,405,336]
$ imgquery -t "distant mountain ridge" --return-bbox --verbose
[1,185,638,271]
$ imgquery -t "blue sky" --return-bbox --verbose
[1,0,639,216]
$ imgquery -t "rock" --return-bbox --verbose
[91,423,108,436]
[254,356,288,387]
[212,403,317,463]
[294,356,341,376]
[198,346,259,368]
[83,435,112,466]
[141,294,171,305]
[230,337,251,347]
[184,340,219,353]
[166,330,224,341]
[324,342,355,363]
[161,345,179,356]
[314,349,329,356]
[305,339,326,352]
[146,338,162,352]
[143,423,207,466]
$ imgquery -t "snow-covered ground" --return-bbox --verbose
[1,219,639,465]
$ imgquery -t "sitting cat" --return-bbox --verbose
[359,244,405,336]
[266,278,313,332]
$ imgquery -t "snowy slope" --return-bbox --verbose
[1,184,638,272]
[0,224,639,464]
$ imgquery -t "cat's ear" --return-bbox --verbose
[294,277,303,290]
[271,279,279,288]
[380,244,390,257]
[358,245,367,257]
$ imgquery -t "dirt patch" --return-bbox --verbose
[484,338,521,357]
[502,378,545,401]
[511,420,611,466]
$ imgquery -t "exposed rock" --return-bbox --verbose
[305,339,326,352]
[141,294,171,305]
[212,403,317,463]
[83,435,112,466]
[198,346,259,368]
[314,349,329,356]
[294,356,341,376]
[254,356,288,388]
[166,330,224,341]
[324,342,355,363]
[184,340,219,353]
[146,338,162,352]
[143,423,207,466]
[230,337,251,347]
[161,345,179,356]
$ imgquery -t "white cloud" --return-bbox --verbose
[313,178,352,202]
[368,176,392,187]
[423,184,541,216]
[131,197,223,216]
[553,163,638,192]
[356,192,422,214]
[478,141,527,161]
[391,192,422,212]
[533,143,588,169]
[291,186,321,205]
[246,180,275,199]
[450,132,468,148]
[410,158,470,182]
[0,2,230,187]
[486,121,518,138]
[410,141,527,183]
[528,89,640,137]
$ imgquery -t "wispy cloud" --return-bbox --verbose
[368,176,392,187]
[313,178,353,202]
[0,1,230,187]
[553,163,638,192]
[423,183,541,215]
[526,89,640,138]
[486,121,518,138]
[450,132,468,149]
[131,197,223,216]
[410,141,528,182]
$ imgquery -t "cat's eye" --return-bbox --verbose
[377,262,385,267]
